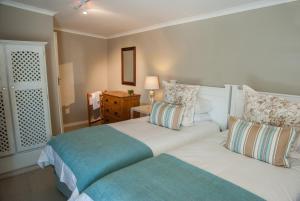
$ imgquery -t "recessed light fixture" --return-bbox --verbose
[74,0,90,15]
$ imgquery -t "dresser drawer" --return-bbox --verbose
[103,114,121,124]
[103,106,122,119]
[102,91,140,123]
[103,96,122,107]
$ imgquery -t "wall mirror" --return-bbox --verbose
[121,46,136,86]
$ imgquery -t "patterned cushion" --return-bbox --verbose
[243,85,300,127]
[150,101,184,130]
[162,81,177,103]
[225,116,297,167]
[162,81,200,126]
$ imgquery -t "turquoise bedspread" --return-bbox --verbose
[48,125,153,192]
[85,154,264,201]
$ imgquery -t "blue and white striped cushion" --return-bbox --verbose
[150,101,184,130]
[225,116,297,167]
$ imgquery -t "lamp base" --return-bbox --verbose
[149,90,155,104]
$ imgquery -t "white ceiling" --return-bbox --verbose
[0,0,294,38]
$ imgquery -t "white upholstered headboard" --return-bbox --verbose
[230,85,300,118]
[198,85,231,131]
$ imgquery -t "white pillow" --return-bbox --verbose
[289,132,300,159]
[290,158,300,167]
[193,113,211,123]
[195,98,212,114]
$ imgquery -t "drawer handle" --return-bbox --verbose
[106,109,109,112]
[105,99,108,102]
[114,101,118,104]
[114,112,118,116]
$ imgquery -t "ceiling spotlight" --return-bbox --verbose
[74,0,90,15]
[74,0,90,9]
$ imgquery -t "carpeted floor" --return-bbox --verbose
[0,167,66,201]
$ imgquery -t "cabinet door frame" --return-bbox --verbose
[0,45,16,157]
[5,44,52,152]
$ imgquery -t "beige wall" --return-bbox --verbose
[56,31,107,124]
[107,1,300,103]
[1,1,300,127]
[0,5,61,134]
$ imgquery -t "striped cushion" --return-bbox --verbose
[225,116,297,167]
[150,101,184,130]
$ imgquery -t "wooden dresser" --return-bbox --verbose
[102,91,140,123]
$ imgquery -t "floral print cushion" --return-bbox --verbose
[162,81,200,126]
[243,85,300,127]
[162,81,177,103]
[243,85,300,156]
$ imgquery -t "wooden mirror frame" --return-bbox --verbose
[121,46,136,86]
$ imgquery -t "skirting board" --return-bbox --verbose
[0,165,39,179]
[0,148,42,174]
[64,120,89,129]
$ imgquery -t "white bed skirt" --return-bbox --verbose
[37,145,79,201]
[76,193,94,201]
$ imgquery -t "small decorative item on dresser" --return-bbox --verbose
[128,89,134,96]
[144,76,159,104]
[103,91,140,124]
[131,105,152,119]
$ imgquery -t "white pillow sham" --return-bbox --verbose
[195,98,212,114]
[193,113,211,123]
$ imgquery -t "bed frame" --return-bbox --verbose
[197,85,231,131]
[230,85,300,117]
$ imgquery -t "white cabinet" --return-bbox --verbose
[0,40,52,173]
[0,49,15,157]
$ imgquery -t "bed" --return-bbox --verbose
[77,131,300,201]
[75,85,300,201]
[37,85,231,200]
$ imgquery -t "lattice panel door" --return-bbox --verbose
[0,89,15,157]
[0,46,15,157]
[5,44,52,152]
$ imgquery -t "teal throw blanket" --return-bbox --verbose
[48,125,153,192]
[85,154,264,201]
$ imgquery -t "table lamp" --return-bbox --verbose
[144,76,159,104]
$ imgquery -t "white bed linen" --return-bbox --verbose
[38,117,219,201]
[109,117,219,155]
[167,132,300,201]
[78,132,300,201]
[77,131,300,201]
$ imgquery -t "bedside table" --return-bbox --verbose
[131,105,151,119]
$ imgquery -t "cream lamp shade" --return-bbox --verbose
[144,76,159,104]
[144,76,159,90]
